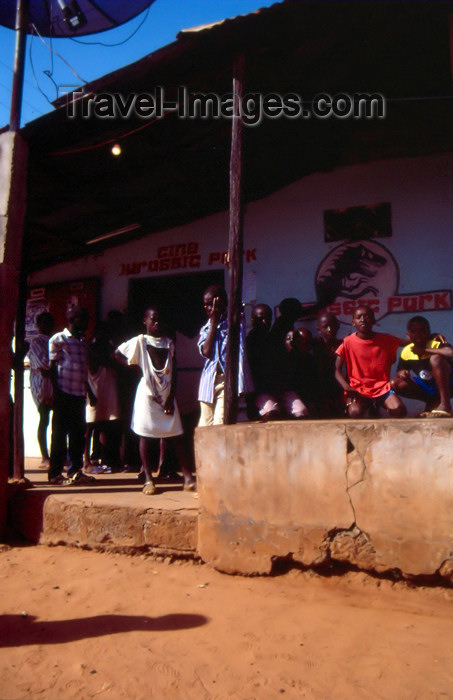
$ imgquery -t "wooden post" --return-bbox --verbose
[224,54,245,425]
[2,0,30,494]
[0,130,28,531]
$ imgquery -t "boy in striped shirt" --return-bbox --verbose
[197,284,251,425]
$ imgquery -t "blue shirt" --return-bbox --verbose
[197,314,252,403]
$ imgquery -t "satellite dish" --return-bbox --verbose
[3,0,158,129]
[0,0,157,37]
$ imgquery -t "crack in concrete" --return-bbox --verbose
[344,423,378,527]
[345,425,371,485]
[344,427,359,526]
[320,418,363,554]
[320,424,380,568]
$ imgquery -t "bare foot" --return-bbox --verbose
[39,458,50,470]
[83,460,97,474]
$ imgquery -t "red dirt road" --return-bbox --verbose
[0,544,452,699]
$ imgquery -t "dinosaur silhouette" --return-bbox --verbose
[316,244,387,304]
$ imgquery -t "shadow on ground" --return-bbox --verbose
[0,613,209,647]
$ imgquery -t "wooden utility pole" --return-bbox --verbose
[0,130,28,505]
[224,54,245,425]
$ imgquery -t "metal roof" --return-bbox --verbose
[21,0,453,271]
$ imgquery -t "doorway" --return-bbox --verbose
[128,269,225,414]
[128,269,225,475]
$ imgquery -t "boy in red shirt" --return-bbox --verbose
[335,305,407,418]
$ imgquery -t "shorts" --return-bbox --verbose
[411,372,453,398]
[346,389,395,410]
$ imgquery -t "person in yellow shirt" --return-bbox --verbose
[391,316,453,417]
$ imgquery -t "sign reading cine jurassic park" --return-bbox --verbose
[315,241,452,323]
[120,242,201,275]
[119,242,257,276]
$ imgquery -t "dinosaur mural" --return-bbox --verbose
[316,243,388,303]
[314,240,451,323]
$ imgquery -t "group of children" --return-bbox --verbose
[244,300,453,422]
[246,304,343,420]
[192,286,453,425]
[335,306,453,419]
[28,305,97,486]
[28,303,197,493]
[26,286,453,495]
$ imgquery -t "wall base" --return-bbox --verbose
[195,419,453,583]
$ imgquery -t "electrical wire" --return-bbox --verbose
[50,89,453,158]
[50,66,232,156]
[0,96,11,111]
[69,2,155,48]
[26,1,84,110]
[0,77,44,115]
[0,57,43,93]
[29,29,58,105]
[31,22,87,84]
[42,69,60,98]
[46,0,56,92]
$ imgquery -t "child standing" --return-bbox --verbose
[335,305,407,418]
[48,305,96,485]
[27,311,54,469]
[84,322,122,473]
[197,284,251,426]
[116,307,195,494]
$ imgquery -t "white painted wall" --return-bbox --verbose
[29,151,453,334]
[24,151,453,455]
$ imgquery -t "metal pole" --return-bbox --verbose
[9,0,28,132]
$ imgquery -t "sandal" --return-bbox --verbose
[69,471,96,485]
[142,480,156,495]
[183,476,197,492]
[48,475,71,486]
[419,409,453,418]
[92,464,112,474]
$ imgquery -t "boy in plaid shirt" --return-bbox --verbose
[48,305,96,485]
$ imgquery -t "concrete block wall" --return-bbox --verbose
[195,419,453,583]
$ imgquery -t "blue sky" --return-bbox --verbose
[0,0,277,128]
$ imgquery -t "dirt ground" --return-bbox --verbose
[0,544,452,700]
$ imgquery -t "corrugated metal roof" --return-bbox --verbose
[178,6,270,35]
[21,0,453,271]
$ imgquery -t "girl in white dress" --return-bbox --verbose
[116,307,196,495]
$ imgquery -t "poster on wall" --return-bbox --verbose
[26,278,100,339]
